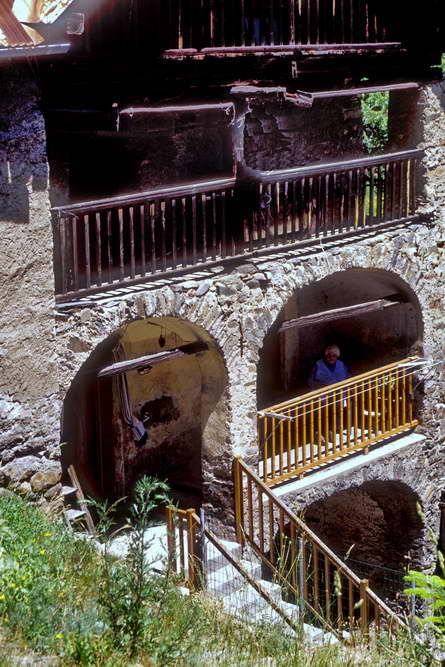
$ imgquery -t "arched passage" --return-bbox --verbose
[257,268,423,408]
[62,317,228,509]
[303,481,424,602]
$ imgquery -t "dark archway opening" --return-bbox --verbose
[62,317,228,511]
[303,481,424,606]
[257,268,423,409]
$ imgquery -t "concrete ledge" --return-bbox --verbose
[272,432,425,498]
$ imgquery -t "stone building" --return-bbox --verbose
[0,0,445,609]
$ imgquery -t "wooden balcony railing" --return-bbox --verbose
[164,0,405,53]
[253,149,421,248]
[258,357,419,486]
[52,177,236,299]
[52,149,422,300]
[234,458,404,636]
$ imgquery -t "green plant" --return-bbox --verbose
[404,503,445,647]
[361,91,389,154]
[92,477,171,657]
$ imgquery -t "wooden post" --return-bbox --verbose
[186,509,197,589]
[360,579,369,635]
[166,505,177,571]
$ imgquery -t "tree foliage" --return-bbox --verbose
[361,91,389,154]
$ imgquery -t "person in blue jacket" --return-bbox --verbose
[308,345,350,391]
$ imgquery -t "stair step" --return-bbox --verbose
[65,509,86,522]
[206,540,243,572]
[207,560,262,595]
[61,485,78,496]
[221,578,282,615]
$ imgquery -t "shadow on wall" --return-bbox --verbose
[0,148,48,223]
[303,480,424,571]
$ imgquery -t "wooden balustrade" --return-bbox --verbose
[53,150,422,300]
[166,505,202,588]
[164,0,404,52]
[53,177,236,299]
[233,457,404,636]
[258,357,419,486]
[256,150,421,247]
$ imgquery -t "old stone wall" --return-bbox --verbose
[0,71,444,567]
[51,81,445,534]
[244,96,364,170]
[54,219,445,527]
[0,66,61,496]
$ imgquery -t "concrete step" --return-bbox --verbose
[65,508,85,522]
[206,559,262,595]
[61,485,78,496]
[206,539,243,572]
[221,578,283,616]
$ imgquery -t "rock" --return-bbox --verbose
[196,280,211,297]
[234,263,257,275]
[217,284,237,297]
[0,456,41,483]
[18,481,32,495]
[44,483,62,500]
[30,468,61,493]
[181,280,199,290]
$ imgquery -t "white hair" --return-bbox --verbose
[325,345,340,357]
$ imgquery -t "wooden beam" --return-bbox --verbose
[278,298,401,333]
[97,341,207,378]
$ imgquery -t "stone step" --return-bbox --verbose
[206,539,243,572]
[61,485,78,496]
[221,578,283,616]
[65,508,86,522]
[206,559,262,595]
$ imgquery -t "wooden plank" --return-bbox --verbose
[278,297,400,332]
[97,341,208,378]
[67,465,96,535]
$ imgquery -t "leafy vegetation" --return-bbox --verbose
[0,489,440,665]
[361,91,389,154]
[404,503,445,650]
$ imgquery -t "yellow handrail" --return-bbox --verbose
[258,357,419,485]
[233,457,405,637]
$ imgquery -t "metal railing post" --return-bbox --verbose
[297,536,305,620]
[186,509,197,589]
[199,508,207,589]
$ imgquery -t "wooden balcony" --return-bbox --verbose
[162,0,409,56]
[258,357,419,486]
[52,149,422,301]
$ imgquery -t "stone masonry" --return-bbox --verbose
[0,73,444,571]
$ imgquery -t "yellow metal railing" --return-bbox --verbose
[234,457,405,637]
[258,357,419,486]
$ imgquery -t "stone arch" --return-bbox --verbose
[302,480,424,603]
[257,267,423,408]
[62,316,229,510]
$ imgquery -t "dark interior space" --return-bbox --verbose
[257,269,422,408]
[303,481,424,604]
[62,318,227,512]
